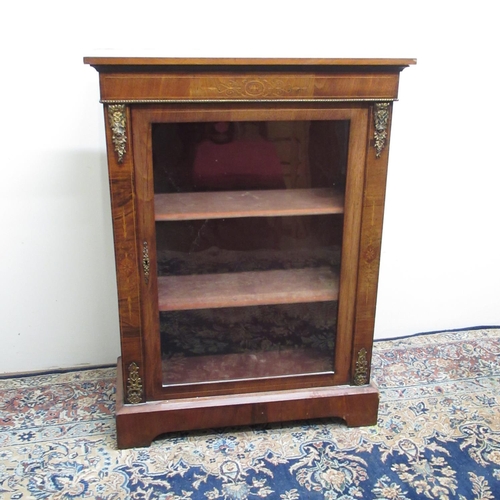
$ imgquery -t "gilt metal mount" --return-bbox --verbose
[373,102,390,158]
[126,362,143,404]
[353,348,369,386]
[142,241,150,284]
[108,104,127,163]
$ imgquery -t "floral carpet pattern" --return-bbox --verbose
[1,328,499,499]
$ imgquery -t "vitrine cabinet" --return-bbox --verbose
[85,57,415,448]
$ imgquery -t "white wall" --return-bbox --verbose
[1,1,499,373]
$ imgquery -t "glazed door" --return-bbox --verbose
[132,106,369,401]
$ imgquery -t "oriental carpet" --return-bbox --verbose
[1,327,499,499]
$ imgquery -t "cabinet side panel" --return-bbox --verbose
[103,104,145,403]
[351,103,394,384]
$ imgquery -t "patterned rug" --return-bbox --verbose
[1,328,499,499]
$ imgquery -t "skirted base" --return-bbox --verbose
[116,359,379,449]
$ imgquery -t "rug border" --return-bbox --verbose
[374,324,500,342]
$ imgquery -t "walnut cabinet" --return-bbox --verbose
[84,57,415,449]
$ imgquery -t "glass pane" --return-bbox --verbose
[153,120,349,387]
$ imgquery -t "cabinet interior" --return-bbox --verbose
[152,120,348,387]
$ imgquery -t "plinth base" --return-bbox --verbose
[115,358,379,449]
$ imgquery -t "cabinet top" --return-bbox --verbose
[84,57,416,72]
[85,57,415,102]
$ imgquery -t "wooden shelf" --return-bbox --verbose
[158,266,339,311]
[162,348,334,386]
[154,188,344,221]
